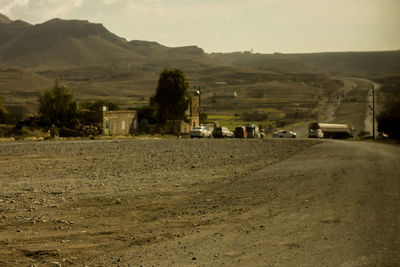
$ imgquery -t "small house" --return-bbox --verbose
[83,106,137,136]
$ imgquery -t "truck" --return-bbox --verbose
[308,122,354,139]
[245,124,263,138]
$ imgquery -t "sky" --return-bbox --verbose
[0,0,399,53]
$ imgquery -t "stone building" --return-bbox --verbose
[83,107,137,136]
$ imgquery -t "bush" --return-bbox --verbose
[0,95,8,124]
[377,101,400,140]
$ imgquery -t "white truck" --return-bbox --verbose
[308,122,354,139]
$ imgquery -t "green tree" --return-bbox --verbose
[0,95,7,123]
[151,69,190,131]
[38,80,78,128]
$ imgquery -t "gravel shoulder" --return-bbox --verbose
[0,138,399,266]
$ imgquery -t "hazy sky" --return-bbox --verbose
[1,0,399,53]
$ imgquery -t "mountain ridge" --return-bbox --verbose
[0,14,221,72]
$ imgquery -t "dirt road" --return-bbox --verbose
[0,139,399,266]
[292,76,371,138]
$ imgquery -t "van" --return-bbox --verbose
[234,126,247,138]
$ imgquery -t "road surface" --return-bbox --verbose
[0,139,398,266]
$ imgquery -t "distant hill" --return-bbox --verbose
[0,67,52,113]
[0,16,222,72]
[210,51,400,76]
[0,13,12,24]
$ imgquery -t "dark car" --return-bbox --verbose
[234,126,247,138]
[212,127,234,138]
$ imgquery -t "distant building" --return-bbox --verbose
[83,106,137,136]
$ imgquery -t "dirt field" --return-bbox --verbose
[0,138,399,266]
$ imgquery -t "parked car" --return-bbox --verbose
[212,127,234,138]
[190,126,211,138]
[234,126,247,138]
[272,130,296,138]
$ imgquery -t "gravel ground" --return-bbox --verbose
[0,138,318,266]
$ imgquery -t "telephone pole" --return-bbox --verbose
[372,85,375,139]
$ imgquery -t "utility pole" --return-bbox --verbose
[372,85,375,139]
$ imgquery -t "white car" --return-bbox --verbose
[190,126,211,138]
[272,130,297,138]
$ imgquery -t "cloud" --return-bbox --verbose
[0,0,84,22]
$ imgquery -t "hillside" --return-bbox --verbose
[0,13,12,24]
[0,67,52,113]
[210,51,400,76]
[0,16,222,72]
[0,12,399,126]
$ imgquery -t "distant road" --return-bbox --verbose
[293,77,378,138]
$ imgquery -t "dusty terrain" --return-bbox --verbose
[0,138,399,266]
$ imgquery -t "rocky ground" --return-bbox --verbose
[0,138,399,266]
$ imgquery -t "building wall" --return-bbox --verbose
[81,109,137,135]
[102,110,137,136]
[190,94,200,128]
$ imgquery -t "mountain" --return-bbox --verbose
[0,16,222,72]
[0,13,12,24]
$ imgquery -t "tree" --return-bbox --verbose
[0,95,7,123]
[38,80,78,128]
[151,69,190,131]
[377,101,400,140]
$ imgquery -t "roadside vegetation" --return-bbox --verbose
[1,69,193,140]
[0,95,7,124]
[376,76,400,140]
